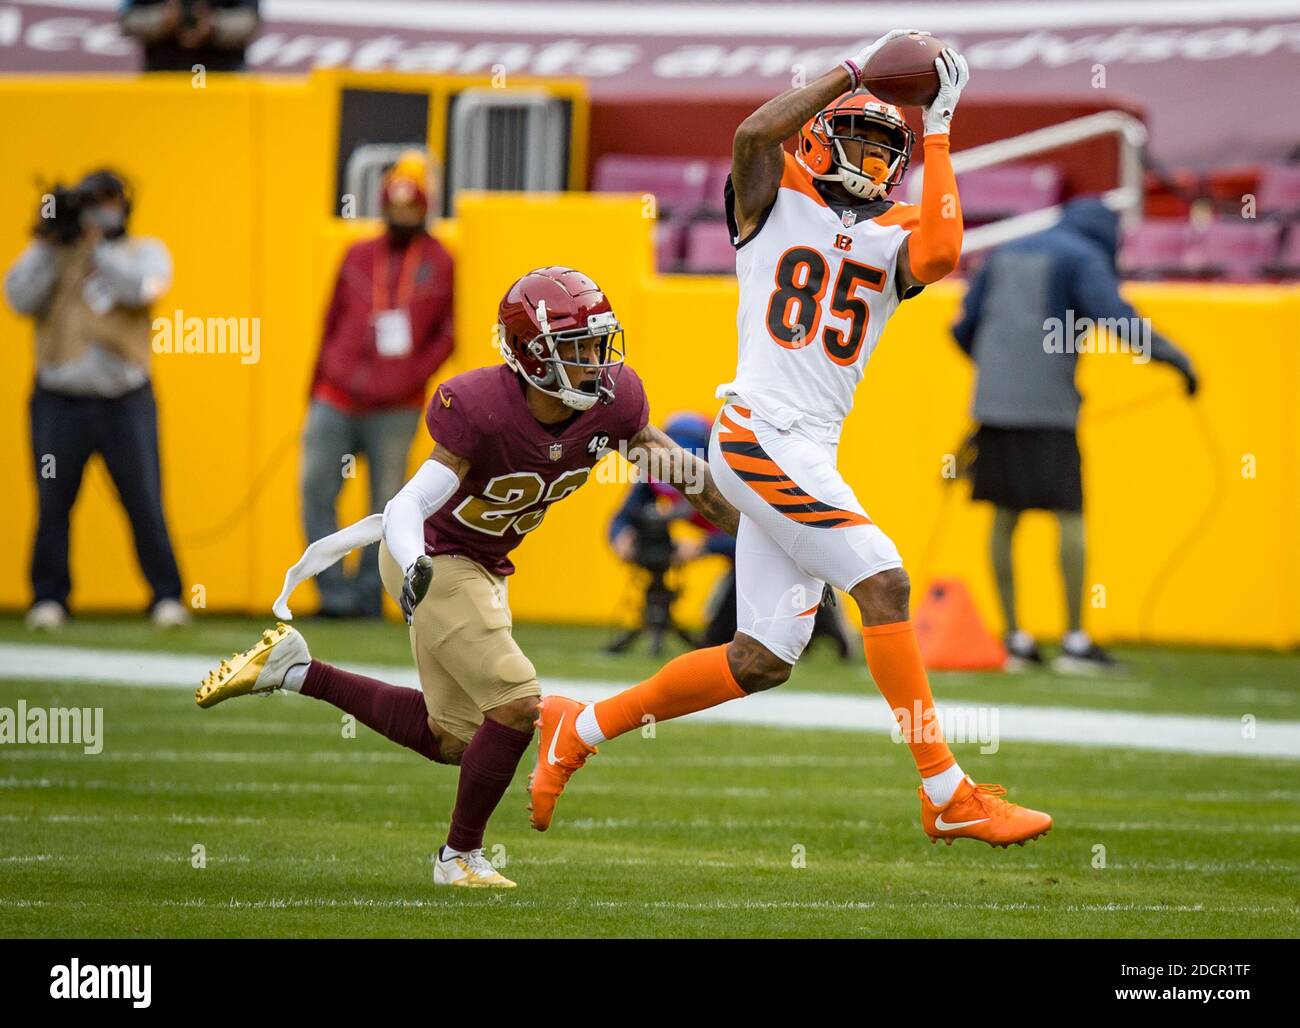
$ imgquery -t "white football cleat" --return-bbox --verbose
[432,846,517,888]
[151,598,191,629]
[25,600,66,631]
[195,623,310,708]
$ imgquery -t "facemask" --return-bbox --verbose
[833,145,895,200]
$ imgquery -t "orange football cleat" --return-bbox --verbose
[527,695,597,832]
[920,775,1052,848]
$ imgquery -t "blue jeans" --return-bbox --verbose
[29,383,183,610]
[300,400,421,616]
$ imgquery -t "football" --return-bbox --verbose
[863,33,951,107]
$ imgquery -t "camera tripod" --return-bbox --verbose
[605,564,701,657]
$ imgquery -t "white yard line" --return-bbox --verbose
[1,642,1298,760]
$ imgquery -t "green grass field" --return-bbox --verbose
[1,615,1297,938]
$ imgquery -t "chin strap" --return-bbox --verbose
[830,139,898,200]
[559,384,601,410]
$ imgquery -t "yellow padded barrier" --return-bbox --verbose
[0,75,1294,646]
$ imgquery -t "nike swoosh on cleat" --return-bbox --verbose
[546,712,565,766]
[934,813,991,831]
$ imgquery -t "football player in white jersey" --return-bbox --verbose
[530,31,1051,849]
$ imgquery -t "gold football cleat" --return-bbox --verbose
[195,623,310,709]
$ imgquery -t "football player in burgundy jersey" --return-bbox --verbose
[195,267,739,887]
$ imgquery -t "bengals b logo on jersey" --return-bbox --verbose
[833,233,853,252]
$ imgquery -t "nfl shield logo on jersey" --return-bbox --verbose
[841,209,857,229]
[549,442,563,461]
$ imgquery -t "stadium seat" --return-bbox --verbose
[592,154,712,216]
[682,219,735,274]
[1185,219,1282,281]
[1121,219,1284,281]
[955,163,1064,223]
[1119,221,1195,279]
[1144,168,1201,219]
[1257,163,1300,217]
[1269,225,1300,277]
[1205,165,1258,213]
[655,215,689,272]
[700,159,732,217]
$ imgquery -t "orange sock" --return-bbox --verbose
[861,621,955,776]
[593,644,746,741]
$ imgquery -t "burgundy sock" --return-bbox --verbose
[302,660,443,763]
[446,718,533,853]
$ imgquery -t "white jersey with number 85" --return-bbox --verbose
[717,152,920,433]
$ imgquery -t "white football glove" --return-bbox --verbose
[843,29,930,90]
[922,48,970,136]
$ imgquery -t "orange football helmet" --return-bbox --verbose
[795,91,914,200]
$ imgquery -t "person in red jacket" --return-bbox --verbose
[302,152,454,617]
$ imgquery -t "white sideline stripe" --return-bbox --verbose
[1,642,1298,760]
[0,813,266,825]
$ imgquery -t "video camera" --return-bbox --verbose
[34,183,89,246]
[626,499,679,576]
[32,169,132,246]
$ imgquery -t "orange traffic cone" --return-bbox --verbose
[914,578,1006,670]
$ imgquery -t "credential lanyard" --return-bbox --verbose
[372,239,422,313]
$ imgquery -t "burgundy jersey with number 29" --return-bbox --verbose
[422,363,649,575]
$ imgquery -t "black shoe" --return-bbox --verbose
[1003,631,1043,671]
[1052,640,1121,675]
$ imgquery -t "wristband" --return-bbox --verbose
[841,58,862,91]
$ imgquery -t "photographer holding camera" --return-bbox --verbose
[4,169,187,630]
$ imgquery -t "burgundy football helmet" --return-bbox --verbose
[497,266,625,411]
